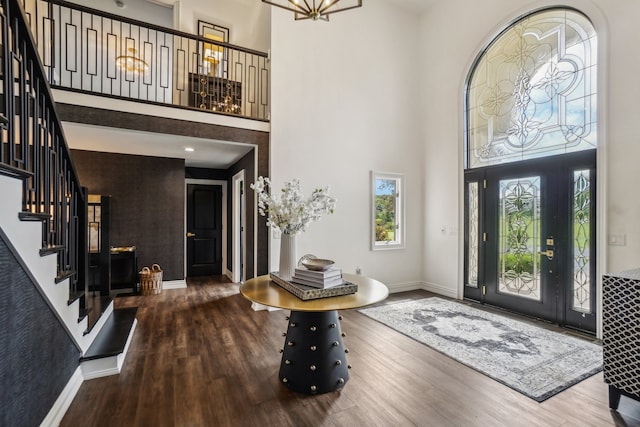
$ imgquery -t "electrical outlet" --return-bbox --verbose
[356,267,362,275]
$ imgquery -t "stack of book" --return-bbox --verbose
[291,267,344,288]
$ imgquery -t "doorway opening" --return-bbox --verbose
[232,170,246,283]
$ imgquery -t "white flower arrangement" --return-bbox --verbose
[250,176,337,235]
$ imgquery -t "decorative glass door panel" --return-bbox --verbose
[572,170,591,313]
[498,177,541,301]
[467,181,479,288]
[464,151,596,333]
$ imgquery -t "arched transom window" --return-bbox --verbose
[465,8,597,169]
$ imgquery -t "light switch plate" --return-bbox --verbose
[608,234,626,246]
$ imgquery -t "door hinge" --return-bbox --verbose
[482,285,486,296]
[483,232,487,242]
[483,179,487,189]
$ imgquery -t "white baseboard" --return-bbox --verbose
[387,281,424,293]
[163,279,187,289]
[386,280,458,299]
[40,367,84,427]
[421,281,459,299]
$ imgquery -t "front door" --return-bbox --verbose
[464,151,596,333]
[187,184,222,276]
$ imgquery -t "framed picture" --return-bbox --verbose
[198,20,230,77]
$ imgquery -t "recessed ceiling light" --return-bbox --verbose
[185,147,195,152]
[115,0,125,8]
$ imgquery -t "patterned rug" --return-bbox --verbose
[358,297,603,402]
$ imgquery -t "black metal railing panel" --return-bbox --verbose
[2,0,87,296]
[23,0,270,121]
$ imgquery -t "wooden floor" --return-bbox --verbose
[62,276,640,427]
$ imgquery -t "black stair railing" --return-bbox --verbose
[21,0,270,121]
[1,0,87,303]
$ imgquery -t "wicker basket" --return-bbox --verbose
[139,264,163,295]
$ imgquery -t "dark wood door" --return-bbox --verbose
[187,184,222,276]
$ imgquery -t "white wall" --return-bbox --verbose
[64,0,270,52]
[270,0,640,298]
[173,0,270,51]
[269,3,425,288]
[65,0,173,28]
[418,0,640,299]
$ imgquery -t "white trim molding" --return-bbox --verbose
[40,367,84,427]
[387,281,459,300]
[163,279,187,289]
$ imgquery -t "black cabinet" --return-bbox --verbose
[87,194,138,295]
[188,73,241,114]
[110,248,138,292]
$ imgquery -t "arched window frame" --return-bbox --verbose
[464,7,598,170]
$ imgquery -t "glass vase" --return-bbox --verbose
[279,232,297,280]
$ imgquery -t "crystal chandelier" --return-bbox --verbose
[116,48,149,74]
[262,0,363,21]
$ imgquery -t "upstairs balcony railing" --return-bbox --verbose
[21,0,270,121]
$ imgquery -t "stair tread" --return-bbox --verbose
[55,269,75,283]
[78,307,90,323]
[40,244,65,256]
[18,211,50,221]
[0,164,32,179]
[68,291,84,306]
[81,307,138,361]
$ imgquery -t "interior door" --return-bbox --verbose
[187,184,222,276]
[464,151,596,333]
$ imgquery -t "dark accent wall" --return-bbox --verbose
[227,149,262,278]
[71,150,185,281]
[0,231,81,427]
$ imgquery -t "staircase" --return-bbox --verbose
[0,0,137,424]
[0,173,113,352]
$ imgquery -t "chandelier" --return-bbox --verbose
[262,0,363,21]
[116,48,149,74]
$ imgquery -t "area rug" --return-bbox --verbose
[358,297,602,402]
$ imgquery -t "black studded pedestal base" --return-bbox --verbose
[279,310,349,394]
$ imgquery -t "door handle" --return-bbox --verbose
[186,232,196,237]
[540,249,554,259]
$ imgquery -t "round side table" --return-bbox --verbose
[240,273,388,394]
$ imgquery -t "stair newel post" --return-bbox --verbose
[78,186,89,312]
